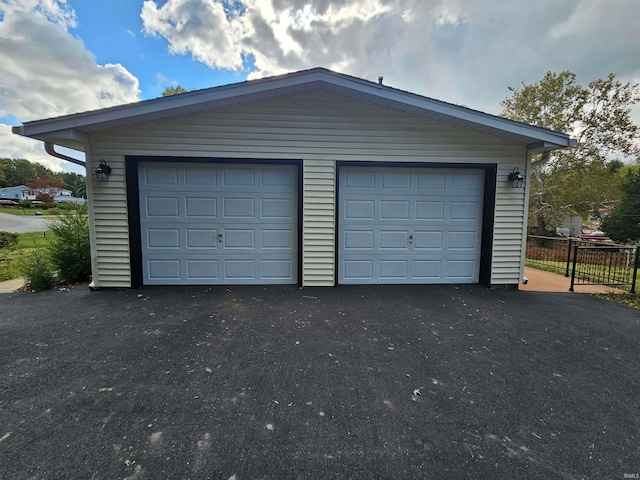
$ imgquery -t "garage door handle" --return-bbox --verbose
[217,233,223,242]
[409,234,413,243]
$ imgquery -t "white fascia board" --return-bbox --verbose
[13,68,572,148]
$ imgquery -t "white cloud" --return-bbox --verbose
[0,124,86,174]
[0,1,140,121]
[139,0,640,124]
[141,0,245,70]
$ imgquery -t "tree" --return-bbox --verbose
[601,163,640,243]
[500,72,640,235]
[2,158,39,187]
[26,172,66,202]
[60,172,87,198]
[162,85,188,96]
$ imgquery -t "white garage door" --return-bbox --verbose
[338,166,484,284]
[139,163,298,285]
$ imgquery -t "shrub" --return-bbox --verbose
[47,207,61,215]
[47,210,91,283]
[58,202,76,210]
[18,249,56,291]
[0,231,19,249]
[18,200,32,208]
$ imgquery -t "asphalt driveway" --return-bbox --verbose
[0,285,638,479]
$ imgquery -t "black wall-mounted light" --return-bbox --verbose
[508,167,525,188]
[95,159,112,182]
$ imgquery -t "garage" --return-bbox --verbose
[138,162,298,285]
[338,166,484,284]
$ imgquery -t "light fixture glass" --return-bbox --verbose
[508,167,525,188]
[95,159,112,182]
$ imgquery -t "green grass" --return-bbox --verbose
[0,231,51,282]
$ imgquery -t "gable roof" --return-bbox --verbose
[12,67,573,154]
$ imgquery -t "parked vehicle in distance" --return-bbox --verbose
[0,199,19,206]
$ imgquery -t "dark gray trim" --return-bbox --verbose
[125,156,303,287]
[335,161,497,287]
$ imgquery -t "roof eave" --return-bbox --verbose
[13,67,573,150]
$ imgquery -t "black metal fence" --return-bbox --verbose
[569,245,639,293]
[526,235,638,293]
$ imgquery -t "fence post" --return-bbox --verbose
[565,238,573,277]
[631,247,639,295]
[569,244,579,292]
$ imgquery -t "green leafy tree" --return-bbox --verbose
[601,164,640,243]
[501,71,640,235]
[60,172,87,198]
[2,158,39,186]
[162,85,188,96]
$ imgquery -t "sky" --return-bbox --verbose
[1,0,639,176]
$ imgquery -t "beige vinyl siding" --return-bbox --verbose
[303,160,335,286]
[87,155,131,287]
[89,90,527,287]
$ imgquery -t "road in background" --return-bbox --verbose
[0,212,52,233]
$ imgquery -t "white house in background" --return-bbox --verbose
[0,185,33,201]
[12,67,574,289]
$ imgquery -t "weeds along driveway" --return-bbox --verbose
[0,285,638,479]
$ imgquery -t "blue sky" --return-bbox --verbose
[67,0,245,100]
[1,0,639,175]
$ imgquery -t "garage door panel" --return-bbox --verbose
[185,197,217,217]
[380,200,410,219]
[450,201,482,220]
[147,259,181,280]
[416,172,446,191]
[262,229,293,249]
[413,231,443,250]
[185,167,217,185]
[262,259,293,279]
[139,163,297,285]
[343,230,374,250]
[379,230,410,250]
[262,198,294,218]
[147,228,180,248]
[416,201,444,220]
[382,171,411,189]
[144,166,178,185]
[451,172,483,192]
[222,168,255,186]
[446,259,477,280]
[344,200,375,219]
[146,197,179,217]
[186,229,218,249]
[339,167,483,284]
[225,259,256,279]
[379,260,409,279]
[223,198,255,218]
[187,259,219,279]
[448,231,480,251]
[343,260,374,280]
[413,260,442,279]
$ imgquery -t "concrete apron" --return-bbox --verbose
[0,269,625,294]
[520,267,626,294]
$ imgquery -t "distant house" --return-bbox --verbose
[13,67,574,289]
[0,185,32,201]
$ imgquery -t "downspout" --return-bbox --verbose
[531,151,551,168]
[44,142,86,168]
